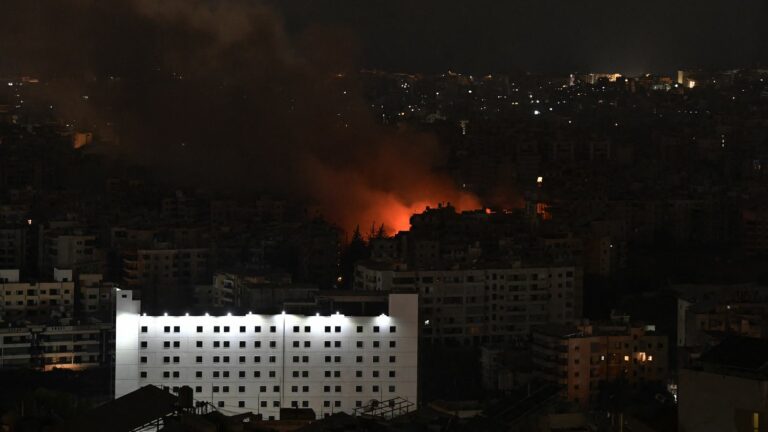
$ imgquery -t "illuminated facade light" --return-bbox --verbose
[114,290,418,420]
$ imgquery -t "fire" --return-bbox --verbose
[364,192,481,235]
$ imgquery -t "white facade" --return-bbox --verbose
[115,290,418,420]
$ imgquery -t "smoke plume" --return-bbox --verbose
[0,0,479,234]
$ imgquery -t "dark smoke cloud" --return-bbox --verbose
[0,0,478,233]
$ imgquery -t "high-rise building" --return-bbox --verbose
[114,290,418,420]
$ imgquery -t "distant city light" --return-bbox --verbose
[533,110,541,115]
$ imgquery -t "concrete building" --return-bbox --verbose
[0,268,75,321]
[532,322,668,408]
[679,337,768,432]
[0,322,113,370]
[355,262,581,345]
[115,289,418,420]
[123,247,210,289]
[78,273,117,316]
[194,272,317,311]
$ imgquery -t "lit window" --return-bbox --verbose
[623,355,629,362]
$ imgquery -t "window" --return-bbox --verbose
[389,341,396,348]
[214,326,220,333]
[373,341,380,348]
[269,326,276,333]
[195,386,202,392]
[254,341,261,348]
[260,401,267,408]
[334,326,341,333]
[356,341,363,348]
[292,386,299,393]
[334,401,341,407]
[196,326,203,333]
[213,386,220,393]
[356,356,363,363]
[293,341,300,348]
[293,356,300,363]
[303,356,309,363]
[293,371,300,378]
[388,385,395,392]
[269,356,276,363]
[273,386,280,392]
[356,370,363,377]
[334,341,341,348]
[389,356,396,363]
[140,341,147,348]
[196,356,202,363]
[163,356,170,363]
[334,356,341,363]
[173,356,180,363]
[754,412,760,432]
[304,341,311,348]
[303,371,309,378]
[140,371,147,378]
[173,341,180,348]
[373,385,379,392]
[389,370,396,378]
[213,356,220,363]
[324,386,330,393]
[373,326,380,333]
[239,326,246,333]
[269,371,276,378]
[223,341,230,348]
[324,341,331,348]
[356,326,363,333]
[373,356,380,363]
[238,401,245,408]
[164,326,171,333]
[196,341,203,348]
[325,371,331,378]
[254,326,261,333]
[293,326,300,333]
[196,371,203,378]
[325,326,331,333]
[260,386,267,392]
[269,341,276,348]
[254,371,261,378]
[223,326,230,333]
[239,371,245,378]
[239,356,246,363]
[356,386,363,392]
[389,326,396,333]
[173,326,180,333]
[239,341,246,348]
[213,341,220,348]
[141,326,148,333]
[304,326,311,332]
[324,401,331,407]
[325,356,332,363]
[373,371,379,378]
[254,356,261,363]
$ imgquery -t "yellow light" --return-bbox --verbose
[623,355,629,362]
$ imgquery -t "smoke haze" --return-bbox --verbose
[0,0,479,233]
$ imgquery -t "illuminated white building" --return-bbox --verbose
[115,290,418,420]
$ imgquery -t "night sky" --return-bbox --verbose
[273,0,768,74]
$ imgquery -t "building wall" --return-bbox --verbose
[355,265,580,344]
[0,324,112,370]
[115,290,418,420]
[679,368,768,432]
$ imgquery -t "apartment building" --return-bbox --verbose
[0,268,75,321]
[532,322,668,407]
[355,262,581,345]
[115,289,418,420]
[0,322,113,370]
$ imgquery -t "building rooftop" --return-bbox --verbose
[698,337,768,378]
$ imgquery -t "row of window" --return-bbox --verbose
[141,369,397,380]
[144,354,398,364]
[148,340,398,349]
[156,383,396,394]
[146,325,397,334]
